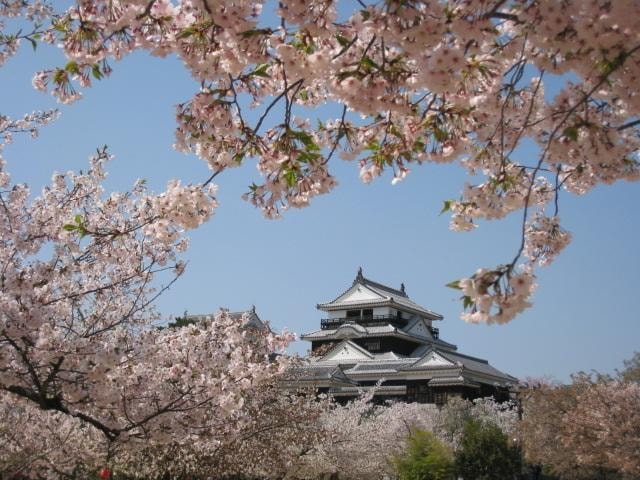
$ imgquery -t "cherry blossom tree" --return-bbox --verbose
[0,110,300,474]
[0,3,308,476]
[518,376,639,479]
[561,381,640,478]
[12,0,637,324]
[0,392,103,476]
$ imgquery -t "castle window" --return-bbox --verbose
[434,392,447,405]
[364,341,380,351]
[346,309,373,320]
[407,384,431,403]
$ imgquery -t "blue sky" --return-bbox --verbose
[2,38,638,382]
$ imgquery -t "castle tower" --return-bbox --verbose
[297,269,516,404]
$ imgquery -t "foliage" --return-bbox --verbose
[291,395,518,479]
[430,396,518,450]
[616,351,640,383]
[454,418,521,480]
[165,316,198,329]
[393,429,455,480]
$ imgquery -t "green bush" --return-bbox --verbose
[393,428,455,480]
[454,418,521,480]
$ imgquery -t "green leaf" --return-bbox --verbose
[335,34,351,47]
[91,64,103,80]
[360,9,371,20]
[389,125,403,138]
[445,280,461,290]
[463,295,474,309]
[291,130,318,150]
[53,69,67,84]
[412,140,425,153]
[52,19,70,33]
[283,169,298,187]
[74,214,83,224]
[248,63,270,78]
[440,200,453,215]
[298,151,321,163]
[240,28,272,38]
[176,27,196,39]
[359,56,378,70]
[366,140,380,151]
[27,37,37,51]
[336,70,356,82]
[63,224,77,232]
[233,151,245,164]
[433,127,448,142]
[64,61,79,74]
[563,126,578,141]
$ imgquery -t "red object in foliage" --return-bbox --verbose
[98,468,111,479]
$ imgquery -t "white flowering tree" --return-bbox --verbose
[519,377,640,479]
[292,394,518,479]
[15,0,638,324]
[0,23,302,474]
[0,132,301,474]
[561,381,640,477]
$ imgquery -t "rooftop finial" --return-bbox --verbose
[353,266,364,284]
[251,304,256,313]
[400,283,406,295]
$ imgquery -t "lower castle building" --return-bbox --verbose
[295,269,516,404]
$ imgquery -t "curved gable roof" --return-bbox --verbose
[319,339,375,362]
[317,270,443,320]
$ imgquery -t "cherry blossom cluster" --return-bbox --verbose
[453,268,536,324]
[523,214,572,267]
[17,0,637,323]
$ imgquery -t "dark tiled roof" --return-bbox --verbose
[301,323,427,344]
[317,271,443,320]
[429,376,481,387]
[438,349,518,381]
[346,361,415,372]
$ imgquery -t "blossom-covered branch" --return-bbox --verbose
[16,0,636,323]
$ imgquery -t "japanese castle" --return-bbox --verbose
[295,268,516,403]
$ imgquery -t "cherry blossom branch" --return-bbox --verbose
[617,118,640,131]
[510,44,640,270]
